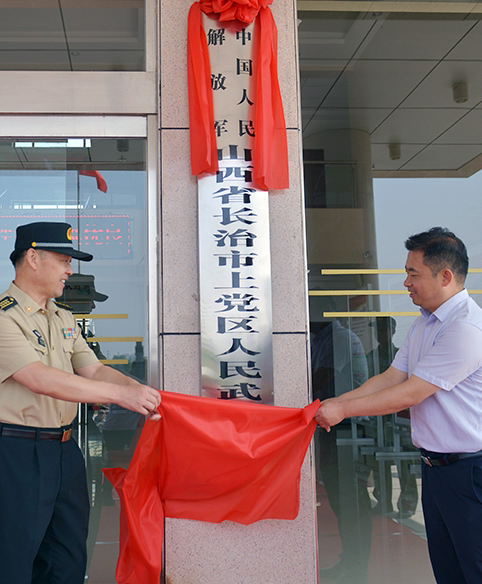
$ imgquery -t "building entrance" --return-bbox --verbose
[0,124,157,582]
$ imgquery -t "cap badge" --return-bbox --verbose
[67,228,72,241]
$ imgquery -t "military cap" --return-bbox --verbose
[10,222,93,263]
[56,273,108,314]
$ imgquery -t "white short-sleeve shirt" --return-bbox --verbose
[392,289,482,452]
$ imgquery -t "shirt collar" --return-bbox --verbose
[8,282,59,316]
[421,289,469,322]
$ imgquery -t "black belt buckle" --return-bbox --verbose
[421,454,433,467]
[61,428,72,442]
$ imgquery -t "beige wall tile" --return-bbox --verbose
[160,0,192,128]
[162,333,201,395]
[270,129,309,334]
[161,129,200,333]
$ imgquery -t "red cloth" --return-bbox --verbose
[199,0,273,24]
[188,3,217,177]
[79,170,108,193]
[187,2,289,190]
[104,392,319,584]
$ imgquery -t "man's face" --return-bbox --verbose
[36,251,74,299]
[404,250,445,312]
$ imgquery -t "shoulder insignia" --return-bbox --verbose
[0,296,18,311]
[54,301,74,312]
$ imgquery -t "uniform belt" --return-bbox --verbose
[420,448,482,467]
[0,423,73,442]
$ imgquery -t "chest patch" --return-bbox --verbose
[33,329,46,347]
[63,328,77,339]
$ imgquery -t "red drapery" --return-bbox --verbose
[187,1,289,190]
[78,170,108,193]
[104,392,319,584]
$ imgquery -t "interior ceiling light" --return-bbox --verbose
[117,139,129,153]
[14,139,91,149]
[389,143,401,161]
[453,82,469,104]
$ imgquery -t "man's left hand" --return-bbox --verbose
[314,399,345,432]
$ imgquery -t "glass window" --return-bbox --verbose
[0,1,145,71]
[0,137,148,582]
[300,6,482,583]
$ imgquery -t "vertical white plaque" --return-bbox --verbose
[198,14,274,403]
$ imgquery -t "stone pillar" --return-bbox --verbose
[159,1,316,581]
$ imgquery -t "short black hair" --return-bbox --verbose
[405,227,468,283]
[10,249,27,267]
[10,248,50,267]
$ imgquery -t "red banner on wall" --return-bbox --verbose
[187,0,289,190]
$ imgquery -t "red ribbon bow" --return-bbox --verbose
[199,0,273,24]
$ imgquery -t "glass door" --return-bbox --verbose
[0,117,158,582]
[299,5,482,583]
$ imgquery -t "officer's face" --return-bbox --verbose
[404,250,445,313]
[36,251,74,298]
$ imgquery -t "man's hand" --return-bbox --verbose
[116,384,162,421]
[314,399,345,432]
[76,362,162,421]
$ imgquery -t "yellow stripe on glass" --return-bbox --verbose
[74,314,128,319]
[86,337,143,343]
[324,312,420,318]
[310,290,482,296]
[321,269,482,275]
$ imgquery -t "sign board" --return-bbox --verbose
[199,15,274,403]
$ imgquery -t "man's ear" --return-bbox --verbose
[24,248,39,271]
[440,268,454,287]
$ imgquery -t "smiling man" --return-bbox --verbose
[0,222,161,584]
[315,227,482,584]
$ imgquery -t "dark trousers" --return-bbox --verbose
[422,455,482,584]
[0,433,90,584]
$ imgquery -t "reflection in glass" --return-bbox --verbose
[300,6,482,583]
[0,1,145,71]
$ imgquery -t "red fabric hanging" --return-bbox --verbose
[188,3,218,176]
[104,391,319,584]
[79,170,108,193]
[187,2,289,190]
[252,7,289,190]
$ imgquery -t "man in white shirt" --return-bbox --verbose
[315,227,482,584]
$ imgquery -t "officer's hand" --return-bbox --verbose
[118,384,162,420]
